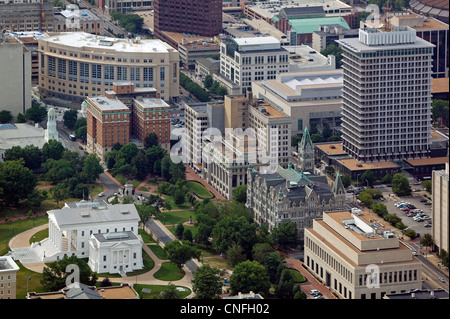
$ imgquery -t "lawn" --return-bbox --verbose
[186,181,213,199]
[0,215,48,255]
[158,210,196,226]
[148,244,169,260]
[289,268,306,283]
[133,284,191,299]
[153,262,185,281]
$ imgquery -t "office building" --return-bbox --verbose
[312,24,359,53]
[246,164,346,238]
[390,12,449,78]
[102,0,153,14]
[410,0,449,24]
[153,0,222,39]
[219,36,290,95]
[0,256,19,299]
[38,32,179,104]
[178,39,220,70]
[251,69,343,136]
[0,0,54,32]
[53,8,104,35]
[432,162,449,253]
[337,26,434,163]
[85,82,170,158]
[304,209,422,299]
[0,35,31,118]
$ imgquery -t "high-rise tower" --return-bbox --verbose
[337,26,434,163]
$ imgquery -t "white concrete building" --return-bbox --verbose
[432,162,449,253]
[219,36,290,95]
[337,26,434,163]
[0,107,60,161]
[43,200,143,274]
[0,256,20,299]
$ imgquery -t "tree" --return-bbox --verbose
[203,74,213,89]
[182,228,193,243]
[145,133,159,148]
[49,184,69,208]
[161,155,172,181]
[75,125,87,141]
[173,188,186,206]
[212,215,257,257]
[392,173,411,196]
[169,161,186,183]
[420,233,434,256]
[421,180,432,194]
[164,241,201,271]
[0,159,37,206]
[41,255,97,292]
[404,228,416,239]
[431,99,449,127]
[230,260,271,295]
[136,203,156,228]
[42,159,76,183]
[131,152,149,180]
[275,268,294,299]
[83,154,104,183]
[324,166,335,176]
[63,109,78,130]
[16,113,26,123]
[271,222,300,249]
[226,243,246,267]
[25,103,47,123]
[159,283,182,299]
[0,110,13,123]
[192,265,223,299]
[42,140,65,160]
[265,251,285,284]
[26,190,47,213]
[358,191,374,207]
[321,44,343,68]
[310,133,322,143]
[252,243,275,265]
[232,185,247,204]
[341,174,352,188]
[175,223,185,239]
[381,173,393,184]
[361,170,376,186]
[371,203,388,217]
[322,123,333,140]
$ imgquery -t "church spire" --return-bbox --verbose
[297,127,314,173]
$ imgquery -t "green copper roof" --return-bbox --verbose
[288,17,350,34]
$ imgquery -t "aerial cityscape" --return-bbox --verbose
[0,0,448,308]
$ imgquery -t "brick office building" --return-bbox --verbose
[153,0,222,39]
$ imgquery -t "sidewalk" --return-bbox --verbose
[184,165,226,201]
[285,258,337,299]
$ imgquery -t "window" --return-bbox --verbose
[160,66,165,87]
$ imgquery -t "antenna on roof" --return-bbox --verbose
[383,0,392,31]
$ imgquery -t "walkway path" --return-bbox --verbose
[185,165,226,201]
[8,223,196,298]
[285,258,337,299]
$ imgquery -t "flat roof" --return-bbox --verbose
[234,36,280,46]
[87,96,129,112]
[41,32,174,53]
[338,158,399,171]
[315,142,347,156]
[405,156,449,167]
[431,77,449,93]
[134,97,170,109]
[288,16,350,34]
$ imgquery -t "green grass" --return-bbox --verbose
[28,228,48,245]
[157,210,196,226]
[139,186,149,192]
[133,284,191,299]
[148,244,169,260]
[153,262,185,281]
[289,268,306,283]
[139,228,156,243]
[186,181,213,199]
[15,261,45,299]
[0,215,48,255]
[162,195,192,210]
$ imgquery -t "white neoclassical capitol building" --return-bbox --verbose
[39,200,143,275]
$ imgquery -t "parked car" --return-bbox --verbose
[314,294,324,299]
[439,278,445,283]
[420,199,428,203]
[98,192,104,197]
[413,209,423,213]
[424,224,432,228]
[424,201,432,205]
[310,289,320,295]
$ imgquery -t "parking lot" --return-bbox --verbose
[379,186,433,238]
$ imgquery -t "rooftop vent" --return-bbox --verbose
[80,212,90,218]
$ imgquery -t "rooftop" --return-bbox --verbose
[337,158,399,171]
[86,96,129,113]
[134,97,170,110]
[40,32,174,53]
[431,77,449,93]
[315,142,347,156]
[405,156,449,167]
[287,16,350,34]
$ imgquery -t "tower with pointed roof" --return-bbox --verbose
[298,127,315,173]
[332,171,346,208]
[45,107,58,142]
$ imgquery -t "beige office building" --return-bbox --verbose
[38,32,179,104]
[0,36,32,118]
[432,162,449,253]
[304,210,422,299]
[0,256,20,299]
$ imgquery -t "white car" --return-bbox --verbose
[98,192,104,197]
[310,289,320,295]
